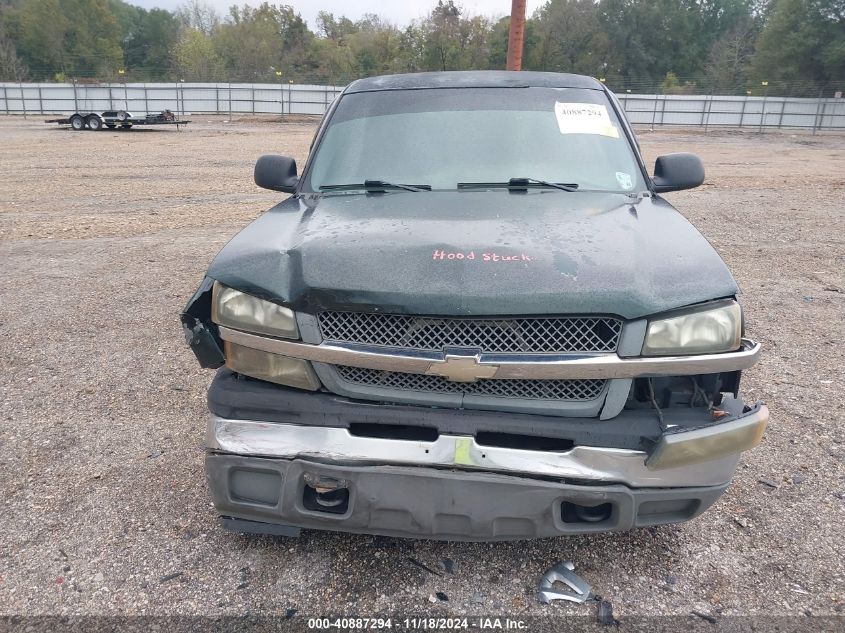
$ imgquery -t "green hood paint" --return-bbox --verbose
[207,190,739,320]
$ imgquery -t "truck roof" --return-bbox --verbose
[345,71,605,94]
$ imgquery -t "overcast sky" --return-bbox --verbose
[130,0,547,29]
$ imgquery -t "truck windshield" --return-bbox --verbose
[306,86,645,194]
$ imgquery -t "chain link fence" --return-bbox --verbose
[2,80,843,131]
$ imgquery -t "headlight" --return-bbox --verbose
[211,281,298,338]
[642,301,741,356]
[224,341,320,390]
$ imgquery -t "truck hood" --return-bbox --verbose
[207,191,739,320]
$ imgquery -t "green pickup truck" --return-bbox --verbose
[182,71,768,540]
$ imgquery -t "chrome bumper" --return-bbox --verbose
[217,325,761,380]
[207,404,768,488]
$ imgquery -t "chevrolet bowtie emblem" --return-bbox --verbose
[425,354,498,383]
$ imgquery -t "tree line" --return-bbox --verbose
[0,0,843,96]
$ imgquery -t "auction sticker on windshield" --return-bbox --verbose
[554,102,619,138]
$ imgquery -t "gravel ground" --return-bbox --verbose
[0,115,843,624]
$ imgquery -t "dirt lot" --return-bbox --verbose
[0,115,843,624]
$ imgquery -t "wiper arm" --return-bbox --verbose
[320,180,431,192]
[508,178,578,192]
[457,179,578,192]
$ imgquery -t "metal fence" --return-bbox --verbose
[616,93,844,131]
[0,82,344,118]
[1,81,844,131]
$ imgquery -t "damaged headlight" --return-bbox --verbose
[642,301,741,356]
[224,342,320,391]
[211,281,298,339]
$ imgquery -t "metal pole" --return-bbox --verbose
[704,92,713,133]
[818,95,828,134]
[251,84,255,114]
[215,85,219,113]
[2,85,8,114]
[650,92,658,131]
[228,82,232,118]
[123,76,128,111]
[108,84,113,110]
[144,84,148,114]
[776,89,788,129]
[738,94,748,128]
[19,82,27,118]
[506,0,526,71]
[37,85,43,114]
[658,93,666,126]
[758,85,769,133]
[72,78,78,112]
[812,88,824,134]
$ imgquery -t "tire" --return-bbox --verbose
[117,111,128,121]
[106,123,116,129]
[69,114,85,131]
[121,122,133,129]
[86,114,103,131]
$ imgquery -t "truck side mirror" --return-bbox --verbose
[652,153,704,193]
[254,155,298,193]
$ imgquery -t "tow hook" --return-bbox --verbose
[303,473,350,512]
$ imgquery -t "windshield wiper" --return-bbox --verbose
[320,180,431,192]
[458,178,578,192]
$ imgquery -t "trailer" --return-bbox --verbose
[46,110,190,131]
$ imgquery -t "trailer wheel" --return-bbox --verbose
[86,115,103,131]
[121,122,133,129]
[70,114,85,131]
[117,111,129,121]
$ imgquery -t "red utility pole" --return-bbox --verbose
[506,0,526,71]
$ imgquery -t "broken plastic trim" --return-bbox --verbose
[537,561,592,604]
[181,276,225,369]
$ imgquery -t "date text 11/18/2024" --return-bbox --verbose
[306,617,528,629]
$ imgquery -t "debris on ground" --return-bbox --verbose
[692,610,718,624]
[407,556,442,576]
[596,598,619,626]
[537,561,592,604]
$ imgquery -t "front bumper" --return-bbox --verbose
[205,380,768,539]
[207,454,729,540]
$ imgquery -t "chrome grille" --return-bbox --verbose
[335,365,606,401]
[318,312,621,353]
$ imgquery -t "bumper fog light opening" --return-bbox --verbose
[302,472,350,515]
[561,501,613,525]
